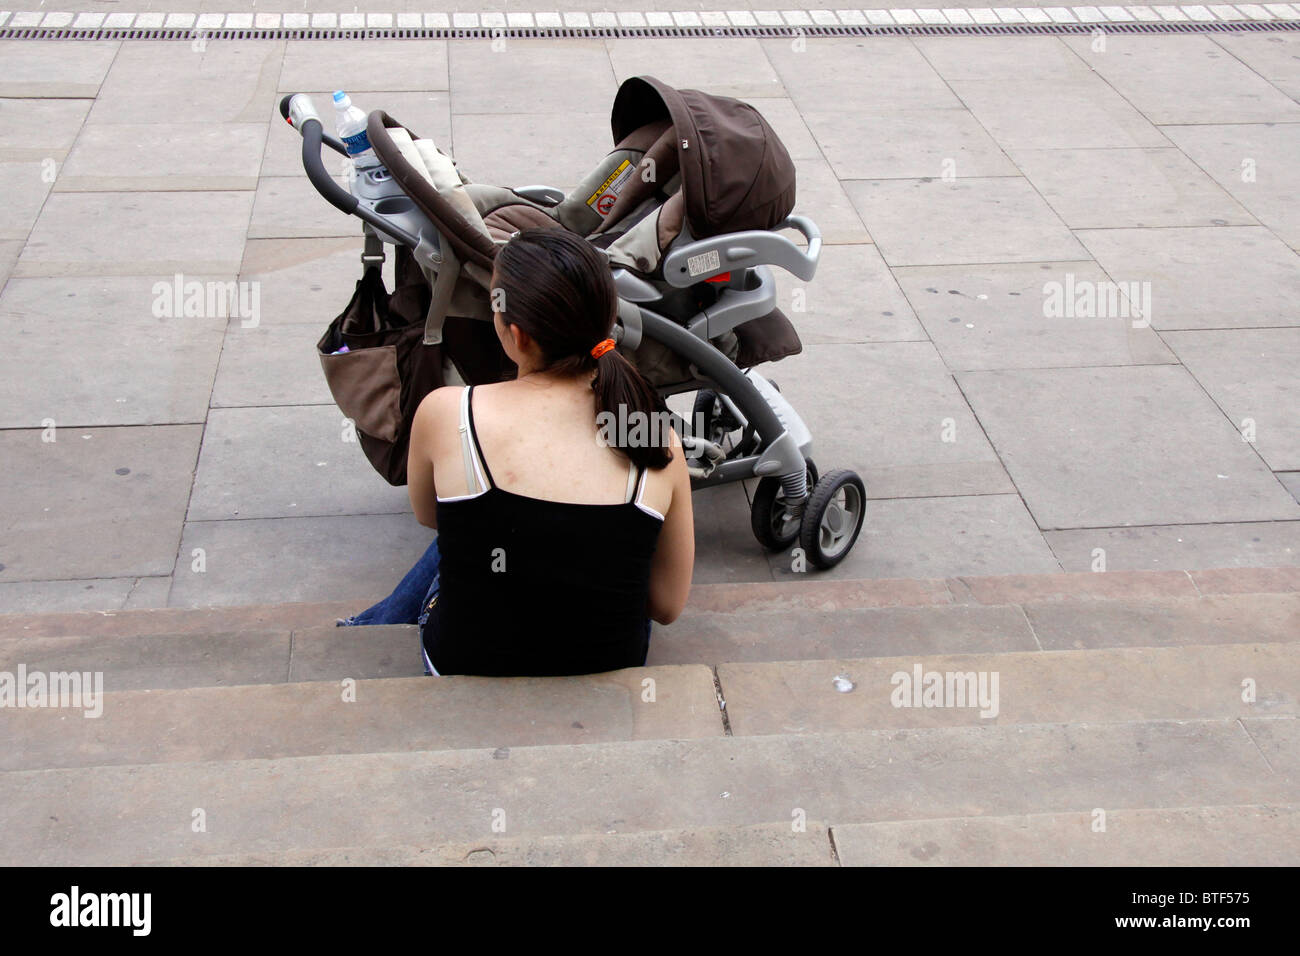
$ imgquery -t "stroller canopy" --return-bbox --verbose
[610,76,796,239]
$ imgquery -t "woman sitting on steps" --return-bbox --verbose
[340,228,695,677]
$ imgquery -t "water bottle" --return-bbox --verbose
[333,90,379,172]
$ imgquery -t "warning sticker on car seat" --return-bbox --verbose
[686,249,721,277]
[587,159,634,216]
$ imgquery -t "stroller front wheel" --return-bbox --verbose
[799,469,867,570]
[750,459,819,552]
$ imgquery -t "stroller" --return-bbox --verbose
[280,76,865,569]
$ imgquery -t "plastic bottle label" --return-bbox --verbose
[342,129,372,156]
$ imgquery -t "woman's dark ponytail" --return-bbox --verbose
[493,229,672,470]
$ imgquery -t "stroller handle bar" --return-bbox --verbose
[281,92,821,287]
[280,93,423,248]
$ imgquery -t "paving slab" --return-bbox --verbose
[1025,593,1300,649]
[1212,31,1300,101]
[1162,122,1300,251]
[789,157,872,244]
[0,578,151,615]
[87,40,283,126]
[188,405,412,521]
[153,822,835,866]
[0,276,226,427]
[762,37,963,111]
[261,90,453,178]
[448,111,613,192]
[0,159,53,241]
[774,493,1058,580]
[803,109,1018,180]
[957,365,1300,529]
[211,320,336,408]
[2,719,1284,865]
[277,39,449,93]
[168,513,436,607]
[1241,716,1299,774]
[1063,34,1300,125]
[0,628,291,695]
[1163,328,1300,472]
[833,805,1300,865]
[0,98,92,161]
[941,76,1170,150]
[0,424,200,581]
[448,39,617,114]
[4,665,724,771]
[16,191,254,277]
[247,174,360,239]
[1281,473,1300,505]
[0,40,119,98]
[772,243,926,344]
[1007,147,1257,229]
[238,237,369,326]
[719,643,1299,735]
[651,602,1038,664]
[0,240,21,287]
[768,342,1008,496]
[844,178,1086,266]
[56,123,268,191]
[1075,225,1300,330]
[606,38,785,98]
[913,35,1096,82]
[680,480,773,583]
[1047,521,1300,570]
[894,261,1176,371]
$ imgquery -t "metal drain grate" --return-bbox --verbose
[2,20,1299,40]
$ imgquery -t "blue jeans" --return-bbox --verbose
[338,537,441,628]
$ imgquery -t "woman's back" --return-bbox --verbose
[430,376,674,516]
[402,227,694,677]
[413,382,678,676]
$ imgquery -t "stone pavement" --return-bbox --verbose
[1,27,1298,613]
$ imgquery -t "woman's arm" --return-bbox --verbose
[407,387,458,529]
[647,430,695,625]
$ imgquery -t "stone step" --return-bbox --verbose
[10,642,1293,773]
[3,666,723,772]
[655,593,1300,665]
[717,643,1299,735]
[3,566,1295,641]
[3,717,1292,865]
[0,624,424,693]
[147,805,1300,867]
[831,805,1300,866]
[5,592,1295,692]
[144,822,835,867]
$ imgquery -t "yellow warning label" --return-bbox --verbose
[586,159,634,213]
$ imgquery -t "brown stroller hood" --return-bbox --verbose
[611,76,796,239]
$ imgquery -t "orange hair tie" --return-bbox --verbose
[590,338,616,359]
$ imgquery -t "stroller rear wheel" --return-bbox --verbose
[750,459,819,552]
[799,469,866,569]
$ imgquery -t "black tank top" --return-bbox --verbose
[423,386,666,676]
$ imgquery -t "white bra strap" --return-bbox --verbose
[624,458,639,504]
[458,387,487,495]
[634,464,649,505]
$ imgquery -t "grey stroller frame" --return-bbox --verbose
[281,82,866,568]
